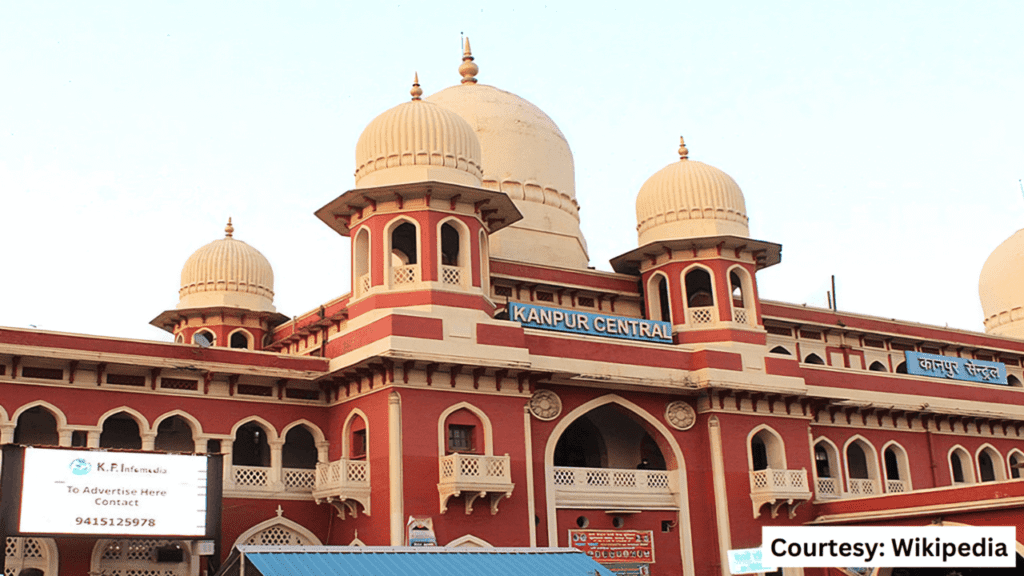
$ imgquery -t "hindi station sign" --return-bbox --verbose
[905,351,1007,385]
[509,302,672,344]
[569,529,655,575]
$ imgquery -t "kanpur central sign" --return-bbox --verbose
[509,302,673,344]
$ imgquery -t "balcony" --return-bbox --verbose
[437,453,514,515]
[313,459,371,518]
[688,306,715,325]
[848,477,879,496]
[749,468,812,518]
[551,466,676,509]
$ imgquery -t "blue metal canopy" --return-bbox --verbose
[222,546,616,576]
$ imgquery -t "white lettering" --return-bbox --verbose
[512,305,527,322]
[639,323,651,338]
[540,309,553,325]
[527,308,540,324]
[553,311,564,325]
[593,317,605,332]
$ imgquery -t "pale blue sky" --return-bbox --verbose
[2,2,1023,340]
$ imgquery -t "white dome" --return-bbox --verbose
[426,43,589,269]
[635,139,749,245]
[979,228,1024,338]
[355,79,483,189]
[178,220,276,313]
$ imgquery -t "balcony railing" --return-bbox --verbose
[732,307,749,325]
[886,479,908,493]
[227,464,316,494]
[550,466,676,509]
[688,306,715,325]
[313,459,371,517]
[392,264,419,285]
[438,453,514,515]
[357,273,370,296]
[231,465,271,490]
[816,476,841,499]
[847,478,878,496]
[441,265,463,286]
[749,468,812,518]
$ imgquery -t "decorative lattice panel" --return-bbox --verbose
[5,538,15,558]
[442,266,462,285]
[284,469,315,489]
[233,466,269,487]
[586,470,611,487]
[440,458,455,479]
[816,477,839,496]
[751,470,768,489]
[848,478,876,495]
[553,468,575,485]
[246,526,307,547]
[392,265,417,284]
[689,307,714,324]
[347,461,368,482]
[486,459,505,477]
[459,458,480,477]
[732,308,748,324]
[358,274,371,295]
[887,480,907,493]
[646,472,670,489]
[613,472,636,488]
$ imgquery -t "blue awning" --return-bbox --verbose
[219,546,616,576]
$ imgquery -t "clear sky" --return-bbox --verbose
[2,1,1023,342]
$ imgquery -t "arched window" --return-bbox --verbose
[804,353,825,365]
[100,412,142,449]
[354,227,371,296]
[647,274,672,323]
[389,221,419,286]
[814,440,841,498]
[439,220,470,287]
[684,268,714,308]
[553,404,665,470]
[346,414,368,460]
[895,361,908,374]
[977,446,1004,482]
[728,268,752,325]
[14,406,59,446]
[193,329,215,347]
[949,447,974,484]
[769,346,792,355]
[1007,375,1022,387]
[443,408,482,454]
[1008,451,1023,479]
[845,438,879,495]
[883,443,911,493]
[748,428,785,471]
[730,271,744,308]
[478,229,489,293]
[175,333,184,343]
[233,422,271,467]
[230,330,251,350]
[154,416,194,453]
[282,426,318,470]
[869,361,887,372]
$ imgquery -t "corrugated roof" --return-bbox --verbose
[232,546,615,576]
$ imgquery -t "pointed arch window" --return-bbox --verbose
[813,441,841,498]
[14,406,59,447]
[728,268,753,325]
[684,268,715,325]
[100,412,142,450]
[389,221,419,286]
[949,447,974,484]
[883,444,911,493]
[354,227,371,296]
[845,439,879,495]
[439,220,470,287]
[977,446,1004,482]
[1009,451,1022,479]
[647,274,672,323]
[154,416,195,453]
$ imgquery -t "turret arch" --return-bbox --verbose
[646,271,673,323]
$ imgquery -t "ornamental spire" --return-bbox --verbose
[459,37,478,84]
[678,136,689,160]
[225,217,234,237]
[410,72,423,100]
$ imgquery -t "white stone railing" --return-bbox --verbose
[231,465,271,490]
[886,479,908,494]
[732,308,749,324]
[847,478,878,496]
[441,265,463,286]
[689,306,715,325]
[816,476,841,498]
[392,264,419,285]
[312,459,371,516]
[550,466,675,509]
[357,273,370,296]
[283,467,315,491]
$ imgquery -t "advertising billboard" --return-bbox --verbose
[1,445,220,539]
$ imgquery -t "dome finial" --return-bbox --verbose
[225,217,234,238]
[410,72,423,100]
[459,36,478,84]
[678,136,689,160]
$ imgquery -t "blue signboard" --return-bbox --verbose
[508,302,673,344]
[728,547,770,575]
[905,351,1007,385]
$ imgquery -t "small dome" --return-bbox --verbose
[635,138,749,245]
[178,219,276,313]
[354,78,483,188]
[426,40,589,268]
[979,228,1024,338]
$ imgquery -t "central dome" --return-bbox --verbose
[635,138,749,245]
[426,41,589,269]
